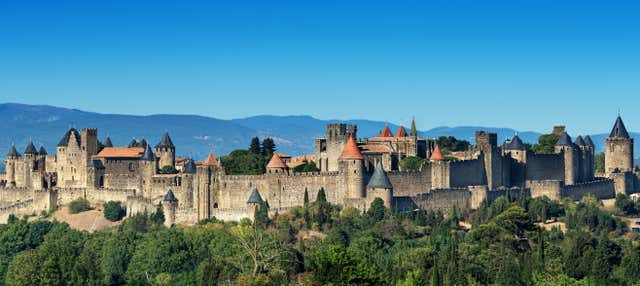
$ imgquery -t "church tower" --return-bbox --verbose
[605,116,634,177]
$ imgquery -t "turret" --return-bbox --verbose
[141,145,156,196]
[246,187,263,219]
[379,125,393,137]
[5,145,20,187]
[367,161,393,209]
[155,132,176,168]
[339,136,365,199]
[266,153,288,174]
[503,134,526,163]
[410,117,417,137]
[103,137,113,148]
[555,132,578,185]
[605,116,634,177]
[162,189,179,227]
[395,126,407,137]
[430,145,450,189]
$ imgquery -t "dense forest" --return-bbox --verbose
[1,191,640,285]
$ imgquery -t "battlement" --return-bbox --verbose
[82,128,98,135]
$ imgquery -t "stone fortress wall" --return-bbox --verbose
[0,116,638,225]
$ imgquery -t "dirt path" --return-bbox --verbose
[47,206,121,232]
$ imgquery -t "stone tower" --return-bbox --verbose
[195,153,217,221]
[366,161,393,209]
[155,132,176,168]
[504,134,526,163]
[339,136,365,199]
[162,189,179,227]
[5,145,20,187]
[140,144,156,197]
[583,135,596,180]
[475,131,508,189]
[555,132,578,185]
[325,124,357,172]
[429,145,450,189]
[23,141,38,189]
[246,187,263,220]
[266,153,288,174]
[181,158,196,208]
[605,116,634,177]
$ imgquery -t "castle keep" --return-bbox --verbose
[0,116,638,225]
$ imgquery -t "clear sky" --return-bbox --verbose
[1,0,639,134]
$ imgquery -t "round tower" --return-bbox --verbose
[246,187,263,219]
[339,136,365,199]
[605,116,634,177]
[266,153,288,174]
[162,189,179,227]
[367,161,394,209]
[140,145,156,197]
[5,145,20,187]
[155,132,176,168]
[503,134,526,163]
[554,132,577,185]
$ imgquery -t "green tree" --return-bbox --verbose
[249,137,261,155]
[150,203,165,226]
[367,198,386,222]
[261,138,276,158]
[399,156,427,171]
[158,165,179,174]
[5,250,41,286]
[292,160,319,173]
[594,153,605,174]
[103,201,125,221]
[532,134,560,154]
[254,201,270,230]
[69,198,90,214]
[221,150,266,175]
[615,193,637,216]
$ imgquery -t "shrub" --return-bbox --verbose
[68,198,90,214]
[104,201,125,221]
[159,165,179,174]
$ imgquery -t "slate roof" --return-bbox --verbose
[505,135,525,150]
[163,189,178,202]
[555,132,573,147]
[584,135,595,147]
[24,141,37,154]
[339,136,364,160]
[410,117,417,137]
[139,139,148,149]
[574,135,586,146]
[57,128,80,147]
[38,146,47,155]
[128,139,138,148]
[156,132,175,148]
[609,116,630,138]
[183,159,196,174]
[7,145,20,157]
[88,159,105,169]
[141,145,155,161]
[247,187,263,204]
[104,137,113,147]
[367,161,393,189]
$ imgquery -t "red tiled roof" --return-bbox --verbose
[379,126,393,137]
[339,136,364,160]
[395,126,407,137]
[203,153,218,166]
[266,153,288,169]
[95,147,144,158]
[430,145,444,161]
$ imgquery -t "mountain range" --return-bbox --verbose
[0,103,635,163]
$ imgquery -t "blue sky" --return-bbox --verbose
[1,0,639,134]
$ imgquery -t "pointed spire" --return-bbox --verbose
[57,128,80,147]
[141,144,155,161]
[379,125,393,137]
[555,132,573,147]
[183,158,196,174]
[203,152,218,166]
[339,136,364,160]
[104,137,113,148]
[395,125,407,137]
[247,187,263,204]
[24,141,37,155]
[410,117,417,137]
[38,146,47,155]
[505,134,525,150]
[163,189,178,202]
[430,145,444,161]
[156,132,175,149]
[609,116,630,138]
[266,153,287,169]
[574,135,586,146]
[128,139,138,148]
[7,145,20,157]
[367,161,393,189]
[584,135,595,147]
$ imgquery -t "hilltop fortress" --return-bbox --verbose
[0,116,637,225]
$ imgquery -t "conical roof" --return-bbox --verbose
[505,135,525,150]
[141,145,155,161]
[139,139,148,149]
[555,132,573,147]
[379,126,393,137]
[38,146,47,155]
[266,153,287,169]
[24,141,37,154]
[584,135,595,147]
[574,135,586,146]
[57,128,80,147]
[430,145,444,161]
[395,126,407,137]
[7,145,20,157]
[367,161,393,189]
[339,136,364,160]
[183,158,196,174]
[128,139,138,148]
[247,187,263,204]
[203,153,218,166]
[104,137,113,147]
[163,189,178,202]
[609,116,630,138]
[156,132,175,148]
[410,117,417,137]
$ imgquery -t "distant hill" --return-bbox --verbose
[0,103,635,167]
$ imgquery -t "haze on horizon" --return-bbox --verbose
[1,1,639,135]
